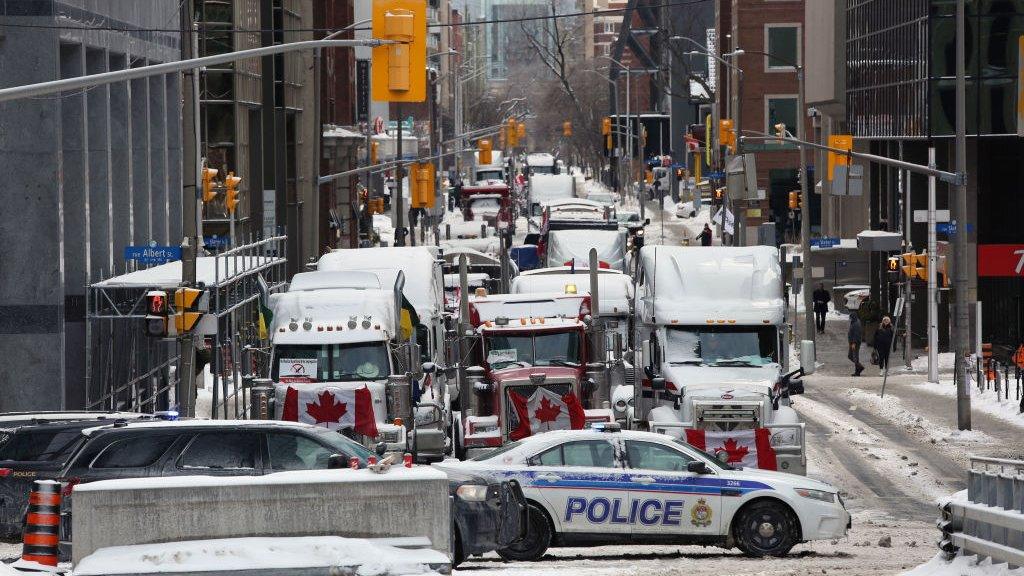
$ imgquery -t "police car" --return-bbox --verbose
[440,423,849,561]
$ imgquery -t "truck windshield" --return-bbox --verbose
[469,197,501,216]
[485,331,581,370]
[272,342,391,382]
[664,326,777,367]
[476,170,503,181]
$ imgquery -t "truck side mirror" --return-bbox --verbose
[421,362,436,375]
[651,377,666,391]
[788,378,805,396]
[524,233,540,245]
[644,218,651,225]
[687,460,709,474]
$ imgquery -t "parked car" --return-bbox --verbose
[0,414,154,540]
[52,420,524,565]
[675,201,697,219]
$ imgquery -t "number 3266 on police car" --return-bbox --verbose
[441,424,850,561]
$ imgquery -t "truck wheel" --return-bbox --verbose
[496,503,551,562]
[733,500,799,557]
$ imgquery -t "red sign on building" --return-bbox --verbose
[977,244,1024,277]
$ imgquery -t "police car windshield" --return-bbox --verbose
[664,326,777,367]
[273,343,391,382]
[670,438,735,470]
[485,331,581,369]
[469,440,524,461]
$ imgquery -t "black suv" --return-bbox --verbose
[0,414,155,540]
[54,420,525,563]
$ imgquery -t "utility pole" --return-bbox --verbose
[395,105,406,246]
[953,0,972,429]
[928,147,939,384]
[179,21,202,417]
[798,65,813,347]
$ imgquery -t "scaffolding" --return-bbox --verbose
[87,236,288,418]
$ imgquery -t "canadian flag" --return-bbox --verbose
[509,387,586,441]
[277,385,379,438]
[685,428,777,471]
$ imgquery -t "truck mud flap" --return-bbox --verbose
[497,480,528,546]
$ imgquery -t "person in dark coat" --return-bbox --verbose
[873,315,895,373]
[697,224,713,246]
[812,283,831,333]
[848,311,864,376]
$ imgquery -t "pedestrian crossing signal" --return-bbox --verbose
[144,290,169,338]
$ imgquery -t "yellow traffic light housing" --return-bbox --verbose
[900,252,917,278]
[478,139,492,165]
[912,253,929,281]
[516,122,526,140]
[827,134,854,181]
[371,0,427,102]
[410,162,435,209]
[202,167,219,203]
[788,190,799,210]
[606,134,613,150]
[224,171,241,214]
[719,119,735,151]
[370,141,379,164]
[602,117,611,136]
[563,121,572,137]
[173,287,208,334]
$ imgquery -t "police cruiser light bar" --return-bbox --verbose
[589,421,621,432]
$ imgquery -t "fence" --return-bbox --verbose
[938,456,1024,569]
[974,354,1024,415]
[87,236,287,418]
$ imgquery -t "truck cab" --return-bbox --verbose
[461,180,512,229]
[630,245,807,474]
[457,292,613,457]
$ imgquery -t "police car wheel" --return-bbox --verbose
[496,504,551,562]
[733,500,798,557]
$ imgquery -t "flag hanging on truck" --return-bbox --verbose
[278,385,379,437]
[509,387,586,440]
[257,273,273,341]
[684,428,777,471]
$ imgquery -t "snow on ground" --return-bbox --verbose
[901,553,1024,576]
[913,379,1024,429]
[910,352,957,373]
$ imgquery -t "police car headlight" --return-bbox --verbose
[795,488,836,503]
[456,484,490,502]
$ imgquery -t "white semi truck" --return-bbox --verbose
[630,245,808,474]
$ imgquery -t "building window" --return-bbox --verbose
[602,43,611,57]
[764,24,800,70]
[765,95,798,135]
[604,21,617,35]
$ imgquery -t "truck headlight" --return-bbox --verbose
[795,488,836,503]
[456,484,489,502]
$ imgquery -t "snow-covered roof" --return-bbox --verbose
[317,247,443,320]
[470,293,589,324]
[288,271,381,292]
[322,125,364,139]
[92,256,284,290]
[637,245,784,325]
[529,173,573,201]
[511,272,632,316]
[269,288,396,343]
[439,246,499,266]
[73,536,449,576]
[547,229,627,272]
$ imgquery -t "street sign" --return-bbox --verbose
[810,237,840,249]
[356,59,369,123]
[203,235,230,249]
[913,209,950,223]
[938,221,974,235]
[125,244,182,265]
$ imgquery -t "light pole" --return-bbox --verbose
[731,48,813,346]
[600,56,633,213]
[585,68,622,196]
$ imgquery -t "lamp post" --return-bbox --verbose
[731,48,812,346]
[585,68,622,196]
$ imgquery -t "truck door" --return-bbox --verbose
[623,439,723,536]
[527,438,630,535]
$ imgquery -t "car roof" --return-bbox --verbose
[2,417,156,434]
[81,419,319,437]
[0,411,148,424]
[509,428,679,453]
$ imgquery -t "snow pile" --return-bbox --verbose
[913,379,1024,428]
[901,552,1024,576]
[910,352,957,373]
[73,536,448,575]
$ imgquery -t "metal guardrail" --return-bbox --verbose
[939,456,1024,569]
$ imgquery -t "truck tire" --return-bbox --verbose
[496,503,551,562]
[733,500,799,557]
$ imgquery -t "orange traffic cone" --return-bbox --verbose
[13,479,62,570]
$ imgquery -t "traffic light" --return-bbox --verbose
[912,252,929,281]
[224,171,241,214]
[371,0,427,102]
[606,134,612,150]
[368,197,385,214]
[602,117,612,136]
[827,134,854,181]
[938,254,949,287]
[478,139,492,165]
[507,118,519,147]
[563,121,572,137]
[900,252,917,279]
[410,162,435,209]
[202,167,219,203]
[719,119,735,151]
[788,190,800,210]
[144,290,169,338]
[173,287,208,334]
[714,188,723,202]
[370,141,379,164]
[516,122,526,140]
[887,256,901,282]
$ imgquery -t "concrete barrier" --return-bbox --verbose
[71,467,450,565]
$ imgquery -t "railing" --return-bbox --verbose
[938,456,1024,569]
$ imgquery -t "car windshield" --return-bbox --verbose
[671,438,735,470]
[0,428,86,464]
[664,326,778,367]
[305,427,375,463]
[469,440,524,461]
[616,212,639,224]
[485,330,582,369]
[272,342,391,382]
[476,170,503,181]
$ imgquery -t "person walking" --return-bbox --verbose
[697,224,713,246]
[812,283,831,333]
[848,311,865,376]
[872,316,895,374]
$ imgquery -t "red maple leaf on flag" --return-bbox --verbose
[715,437,750,464]
[305,390,348,424]
[534,397,562,423]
